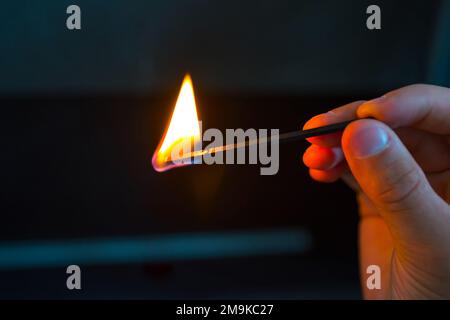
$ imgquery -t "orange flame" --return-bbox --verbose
[152,74,201,172]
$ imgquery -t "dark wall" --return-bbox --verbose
[0,0,442,95]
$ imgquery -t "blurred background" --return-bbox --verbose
[0,0,449,299]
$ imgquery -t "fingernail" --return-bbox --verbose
[304,113,331,129]
[349,125,390,159]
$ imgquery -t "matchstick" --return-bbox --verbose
[175,119,354,162]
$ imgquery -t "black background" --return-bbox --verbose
[0,0,446,298]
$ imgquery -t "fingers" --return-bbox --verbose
[303,145,344,170]
[341,119,449,245]
[303,145,346,183]
[302,83,450,195]
[302,101,364,184]
[357,84,450,134]
[309,162,346,183]
[302,101,361,183]
[303,101,365,147]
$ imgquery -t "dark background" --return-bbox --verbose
[0,0,449,299]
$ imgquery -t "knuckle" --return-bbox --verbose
[376,165,423,210]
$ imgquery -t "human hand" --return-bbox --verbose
[302,84,450,299]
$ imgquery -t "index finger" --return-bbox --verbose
[357,84,450,135]
[303,101,364,147]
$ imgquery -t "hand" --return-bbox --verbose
[302,84,450,299]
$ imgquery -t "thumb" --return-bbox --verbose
[342,119,447,245]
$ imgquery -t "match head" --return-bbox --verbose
[152,138,201,172]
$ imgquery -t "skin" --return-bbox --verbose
[302,84,450,299]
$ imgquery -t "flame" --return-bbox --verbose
[152,74,201,172]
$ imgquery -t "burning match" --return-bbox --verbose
[158,120,353,166]
[152,74,354,173]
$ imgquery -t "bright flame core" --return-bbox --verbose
[152,74,201,172]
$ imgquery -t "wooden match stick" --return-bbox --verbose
[175,119,354,162]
